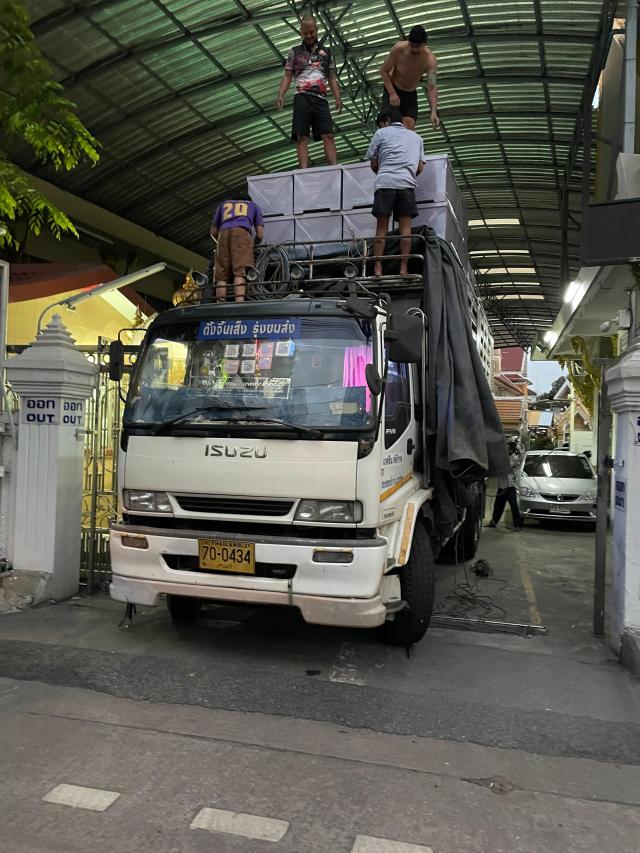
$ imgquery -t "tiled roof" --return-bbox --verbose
[494,398,525,424]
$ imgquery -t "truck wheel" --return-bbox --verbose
[381,521,435,646]
[167,594,201,623]
[456,487,484,563]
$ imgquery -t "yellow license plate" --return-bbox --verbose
[198,539,255,574]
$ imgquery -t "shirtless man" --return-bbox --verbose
[380,25,439,130]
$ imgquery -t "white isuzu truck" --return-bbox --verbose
[108,163,507,646]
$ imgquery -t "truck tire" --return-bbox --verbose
[381,521,435,646]
[456,486,484,563]
[167,594,201,623]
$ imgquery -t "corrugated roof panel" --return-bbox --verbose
[37,19,115,74]
[25,0,67,18]
[88,65,168,111]
[143,43,227,89]
[540,0,602,31]
[177,135,240,167]
[70,89,121,129]
[93,124,159,162]
[394,0,467,30]
[95,169,167,209]
[169,0,240,29]
[92,0,178,45]
[199,31,278,75]
[478,43,540,73]
[466,0,536,28]
[486,82,545,107]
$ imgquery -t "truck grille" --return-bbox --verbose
[174,495,294,517]
[540,493,580,502]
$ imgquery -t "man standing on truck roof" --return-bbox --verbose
[380,25,439,130]
[210,197,264,303]
[366,106,426,277]
[275,15,342,169]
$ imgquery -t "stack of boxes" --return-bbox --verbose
[247,154,468,264]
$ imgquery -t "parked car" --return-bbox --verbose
[515,450,597,525]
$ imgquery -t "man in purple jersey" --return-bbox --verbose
[211,198,264,302]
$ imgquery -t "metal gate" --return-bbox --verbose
[80,337,135,592]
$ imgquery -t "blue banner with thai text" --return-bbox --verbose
[198,318,301,340]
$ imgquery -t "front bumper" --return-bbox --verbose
[518,495,596,522]
[109,523,388,628]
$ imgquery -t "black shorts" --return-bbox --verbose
[381,87,418,121]
[372,188,418,219]
[291,93,333,141]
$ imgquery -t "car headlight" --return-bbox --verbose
[295,500,363,524]
[123,490,172,513]
[583,489,597,501]
[517,486,537,497]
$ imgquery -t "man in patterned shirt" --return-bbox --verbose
[276,16,342,168]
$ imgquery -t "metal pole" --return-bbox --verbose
[560,187,569,284]
[594,369,612,636]
[86,339,103,595]
[623,0,638,153]
[582,102,593,215]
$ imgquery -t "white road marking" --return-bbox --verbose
[190,807,289,842]
[42,783,121,812]
[329,642,366,685]
[351,836,434,853]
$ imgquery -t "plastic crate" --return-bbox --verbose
[342,209,377,239]
[295,211,343,243]
[262,216,295,244]
[341,163,376,210]
[247,172,293,216]
[400,201,467,265]
[293,165,342,213]
[415,155,466,235]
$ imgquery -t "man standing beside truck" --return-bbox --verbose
[380,25,439,130]
[210,197,264,303]
[275,16,342,168]
[366,107,426,277]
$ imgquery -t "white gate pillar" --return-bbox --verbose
[4,316,96,605]
[606,342,640,672]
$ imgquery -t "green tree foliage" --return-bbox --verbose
[0,0,100,249]
[537,375,565,401]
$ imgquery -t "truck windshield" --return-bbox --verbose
[125,315,375,432]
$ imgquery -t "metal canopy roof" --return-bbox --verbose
[22,0,615,346]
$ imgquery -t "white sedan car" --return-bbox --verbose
[516,450,597,526]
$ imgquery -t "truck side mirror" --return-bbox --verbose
[108,339,125,382]
[365,363,383,396]
[385,314,423,363]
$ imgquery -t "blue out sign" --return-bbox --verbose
[21,398,84,427]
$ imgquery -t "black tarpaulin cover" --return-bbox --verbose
[421,229,509,480]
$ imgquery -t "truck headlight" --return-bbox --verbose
[123,490,172,513]
[583,488,597,501]
[295,500,363,524]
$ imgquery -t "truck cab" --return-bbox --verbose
[109,290,441,644]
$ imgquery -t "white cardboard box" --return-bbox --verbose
[293,165,342,213]
[247,172,293,217]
